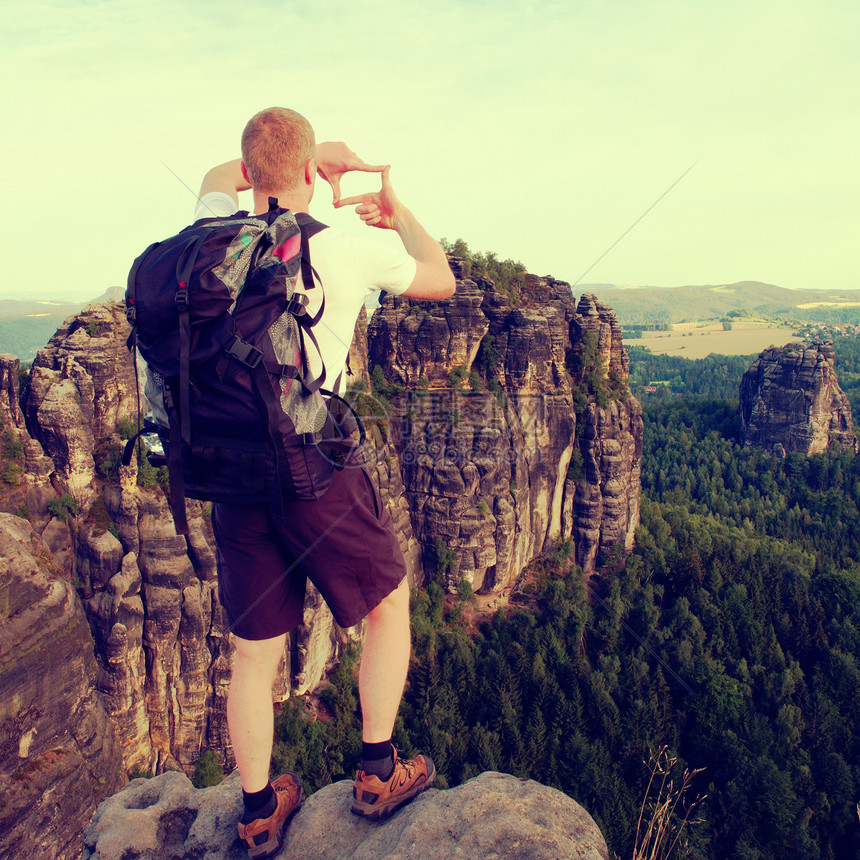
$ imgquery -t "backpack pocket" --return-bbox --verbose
[179,436,274,502]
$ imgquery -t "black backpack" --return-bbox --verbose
[123,199,361,534]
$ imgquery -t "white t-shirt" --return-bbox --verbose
[193,192,416,391]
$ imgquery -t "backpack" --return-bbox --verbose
[123,198,361,535]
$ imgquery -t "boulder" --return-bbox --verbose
[82,769,609,860]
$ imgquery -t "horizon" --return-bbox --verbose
[3,278,860,308]
[2,0,858,301]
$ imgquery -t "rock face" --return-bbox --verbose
[20,302,369,780]
[5,263,638,856]
[740,341,858,456]
[367,273,642,586]
[0,513,125,860]
[82,768,609,860]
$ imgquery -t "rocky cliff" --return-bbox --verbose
[1,263,638,855]
[82,768,609,860]
[367,267,642,586]
[0,513,125,860]
[740,341,858,456]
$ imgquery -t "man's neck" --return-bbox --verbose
[252,189,310,215]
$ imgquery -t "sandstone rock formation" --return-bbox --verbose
[82,768,609,860]
[20,302,371,781]
[367,273,642,586]
[740,341,858,456]
[0,513,125,860]
[4,261,639,856]
[0,353,56,531]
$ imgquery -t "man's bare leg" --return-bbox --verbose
[228,633,287,792]
[352,576,436,819]
[359,577,411,742]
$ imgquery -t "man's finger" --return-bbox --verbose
[335,193,371,208]
[354,162,386,173]
[328,173,343,205]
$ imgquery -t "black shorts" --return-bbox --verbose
[212,465,407,640]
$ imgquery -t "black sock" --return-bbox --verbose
[242,783,276,824]
[361,740,395,781]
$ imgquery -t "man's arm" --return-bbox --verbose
[336,166,455,301]
[198,145,384,205]
[199,159,250,205]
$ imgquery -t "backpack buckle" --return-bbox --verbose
[175,286,189,312]
[287,293,309,317]
[226,335,263,368]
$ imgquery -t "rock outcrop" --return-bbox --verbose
[367,273,642,586]
[21,303,370,779]
[4,263,638,857]
[82,768,609,860]
[0,513,125,860]
[740,341,858,456]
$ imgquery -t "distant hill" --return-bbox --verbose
[0,288,123,362]
[581,281,860,326]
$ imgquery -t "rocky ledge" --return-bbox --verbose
[740,340,857,456]
[83,768,609,860]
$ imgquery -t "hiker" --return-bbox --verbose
[195,108,455,858]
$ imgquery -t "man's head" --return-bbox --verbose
[241,107,316,195]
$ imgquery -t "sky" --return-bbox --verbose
[2,0,858,301]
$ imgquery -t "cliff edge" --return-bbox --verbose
[82,768,609,860]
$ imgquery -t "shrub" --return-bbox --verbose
[3,463,21,485]
[567,446,584,482]
[192,750,225,788]
[477,499,490,515]
[48,494,80,521]
[86,319,101,337]
[429,537,457,581]
[116,416,138,440]
[14,504,29,519]
[137,457,168,490]
[95,438,123,478]
[456,577,477,605]
[2,429,23,460]
[87,496,115,537]
[128,765,153,780]
[476,335,501,378]
[487,378,506,407]
[370,365,403,399]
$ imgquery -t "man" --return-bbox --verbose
[196,107,455,859]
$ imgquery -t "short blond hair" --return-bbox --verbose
[241,107,316,194]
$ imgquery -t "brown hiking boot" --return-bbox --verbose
[237,772,303,859]
[351,750,436,820]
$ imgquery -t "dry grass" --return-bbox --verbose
[632,746,707,860]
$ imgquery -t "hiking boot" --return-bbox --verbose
[237,772,303,859]
[351,750,436,820]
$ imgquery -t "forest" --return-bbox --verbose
[264,340,860,859]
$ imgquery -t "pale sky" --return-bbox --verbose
[2,0,858,301]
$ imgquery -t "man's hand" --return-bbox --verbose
[335,166,403,230]
[316,142,385,206]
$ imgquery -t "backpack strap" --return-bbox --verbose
[295,213,326,324]
[176,232,208,446]
[124,241,160,350]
